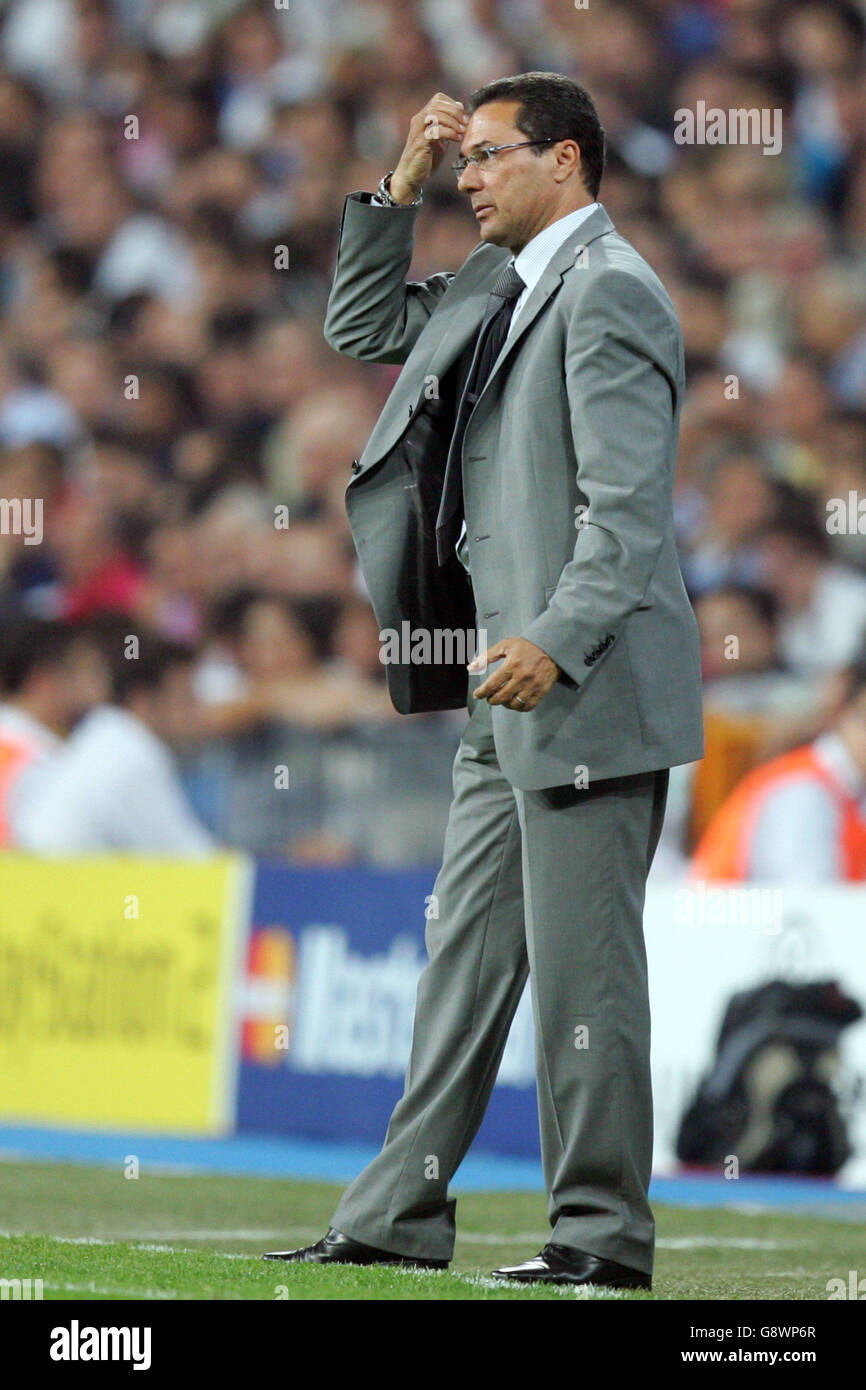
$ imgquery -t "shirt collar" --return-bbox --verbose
[512,202,601,299]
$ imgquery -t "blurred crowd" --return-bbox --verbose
[1,0,866,870]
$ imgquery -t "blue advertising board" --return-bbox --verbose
[236,863,540,1157]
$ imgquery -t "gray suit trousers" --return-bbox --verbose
[330,680,668,1275]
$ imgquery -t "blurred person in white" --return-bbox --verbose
[0,617,110,846]
[14,623,215,854]
[756,484,866,681]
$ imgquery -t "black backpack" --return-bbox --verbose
[676,978,862,1175]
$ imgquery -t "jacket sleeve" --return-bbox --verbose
[324,192,455,364]
[520,268,681,689]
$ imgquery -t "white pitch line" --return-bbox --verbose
[133,1244,258,1260]
[115,1227,546,1247]
[0,1232,112,1246]
[45,1281,183,1300]
[146,1232,785,1254]
[2,1228,791,1253]
[453,1273,635,1299]
[656,1237,788,1250]
[0,1232,261,1260]
[108,1229,297,1241]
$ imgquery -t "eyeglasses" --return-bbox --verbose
[451,139,554,178]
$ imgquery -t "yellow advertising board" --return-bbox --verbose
[0,855,250,1132]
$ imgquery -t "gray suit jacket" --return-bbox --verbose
[325,193,704,790]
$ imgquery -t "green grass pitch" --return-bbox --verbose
[0,1159,860,1300]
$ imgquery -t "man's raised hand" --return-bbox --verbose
[389,93,468,204]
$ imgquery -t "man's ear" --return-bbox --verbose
[553,140,582,184]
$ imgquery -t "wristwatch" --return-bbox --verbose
[373,171,423,207]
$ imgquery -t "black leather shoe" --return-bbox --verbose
[263,1227,448,1269]
[491,1244,651,1289]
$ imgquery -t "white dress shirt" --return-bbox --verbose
[457,202,601,568]
[777,563,866,679]
[509,201,600,334]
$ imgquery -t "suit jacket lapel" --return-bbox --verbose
[422,258,508,383]
[474,205,615,406]
[351,205,615,477]
[350,253,509,478]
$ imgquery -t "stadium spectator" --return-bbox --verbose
[0,616,110,845]
[196,587,395,733]
[654,583,821,879]
[756,488,866,680]
[680,444,777,596]
[695,584,816,721]
[692,654,866,882]
[50,496,148,621]
[13,627,215,853]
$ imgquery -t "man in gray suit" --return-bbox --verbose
[265,72,703,1288]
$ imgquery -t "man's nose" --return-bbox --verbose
[457,163,483,194]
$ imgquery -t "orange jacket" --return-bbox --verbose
[691,742,866,882]
[0,729,42,846]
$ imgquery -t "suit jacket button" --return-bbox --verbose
[351,459,361,473]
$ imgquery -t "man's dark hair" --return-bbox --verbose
[208,586,264,641]
[84,614,195,706]
[467,72,606,200]
[113,637,195,706]
[0,618,83,695]
[208,587,334,661]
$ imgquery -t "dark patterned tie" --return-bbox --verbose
[436,262,526,565]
